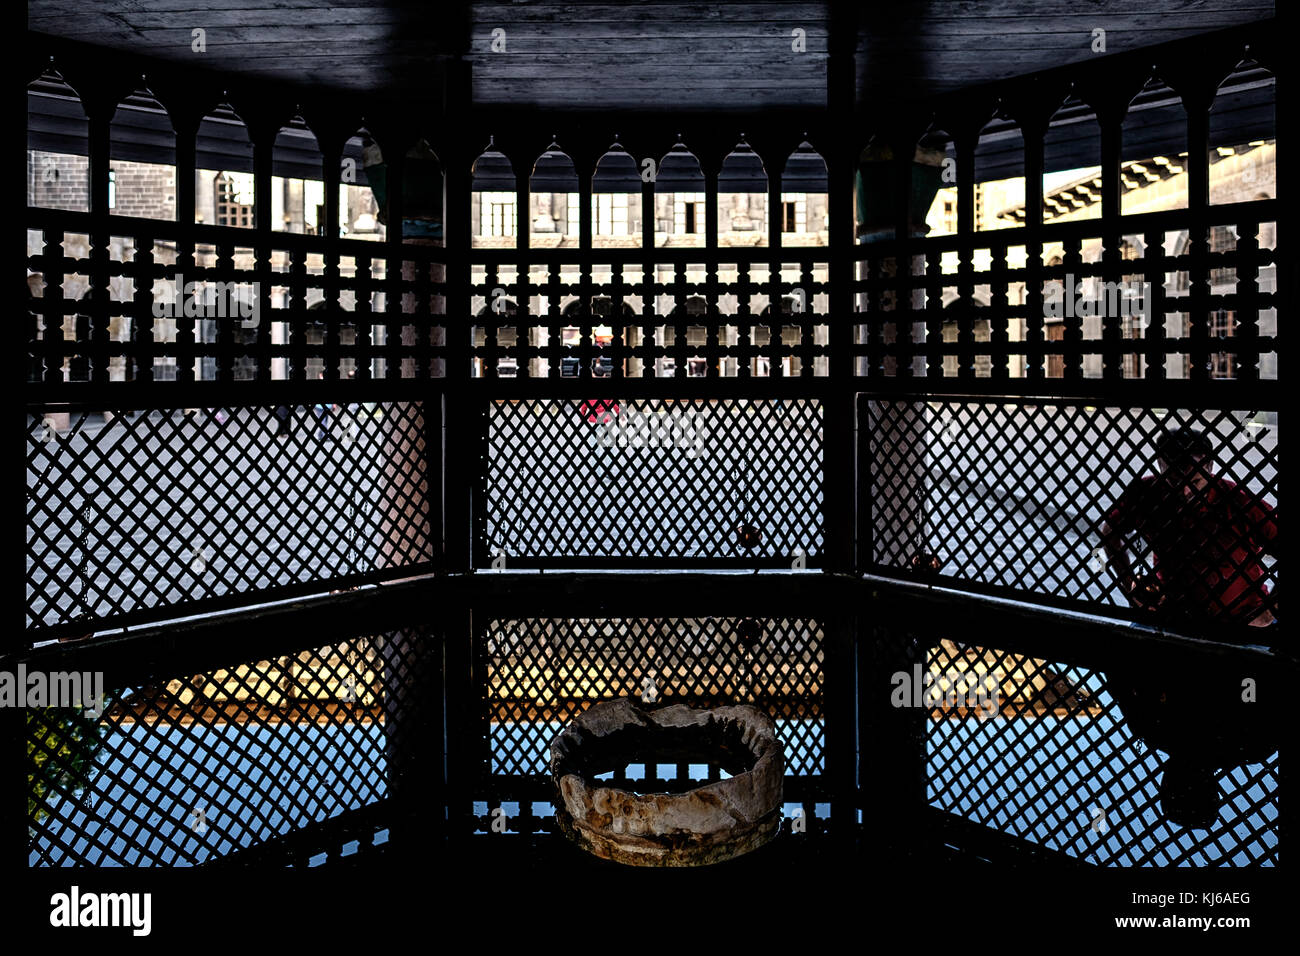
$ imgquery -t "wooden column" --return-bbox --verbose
[1020,108,1048,380]
[825,0,858,844]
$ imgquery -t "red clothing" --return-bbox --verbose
[1103,474,1278,621]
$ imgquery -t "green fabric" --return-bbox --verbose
[856,160,946,240]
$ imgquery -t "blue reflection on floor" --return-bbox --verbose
[926,703,1278,867]
[31,709,1276,867]
[30,722,386,866]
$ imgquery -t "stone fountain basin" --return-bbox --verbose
[549,697,785,866]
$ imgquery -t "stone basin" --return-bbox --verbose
[549,697,785,866]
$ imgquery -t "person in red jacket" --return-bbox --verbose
[1100,427,1279,829]
[1100,427,1278,631]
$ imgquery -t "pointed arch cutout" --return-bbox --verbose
[28,69,89,212]
[718,137,768,247]
[654,139,705,248]
[1209,59,1274,204]
[196,103,255,227]
[108,86,177,220]
[530,140,578,248]
[1120,73,1187,214]
[272,116,324,233]
[591,140,642,248]
[780,140,828,246]
[472,137,516,248]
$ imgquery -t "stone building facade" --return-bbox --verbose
[28,148,388,382]
[923,142,1276,380]
[470,185,831,378]
[30,131,1272,384]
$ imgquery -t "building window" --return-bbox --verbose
[1122,307,1145,379]
[1210,225,1237,287]
[1210,225,1236,251]
[480,191,517,237]
[1209,308,1235,379]
[595,193,628,236]
[1046,321,1066,378]
[215,172,254,227]
[108,169,116,209]
[673,193,704,234]
[781,193,807,232]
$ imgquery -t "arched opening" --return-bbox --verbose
[591,140,642,248]
[108,86,176,221]
[654,139,705,248]
[530,140,578,248]
[27,69,88,213]
[472,137,516,249]
[27,69,91,383]
[780,140,827,246]
[1042,94,1101,225]
[104,85,178,381]
[1120,74,1187,215]
[271,116,324,234]
[911,127,956,240]
[338,128,386,241]
[1208,59,1275,380]
[196,103,255,227]
[362,137,443,243]
[717,137,767,247]
[973,111,1025,232]
[1209,60,1274,204]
